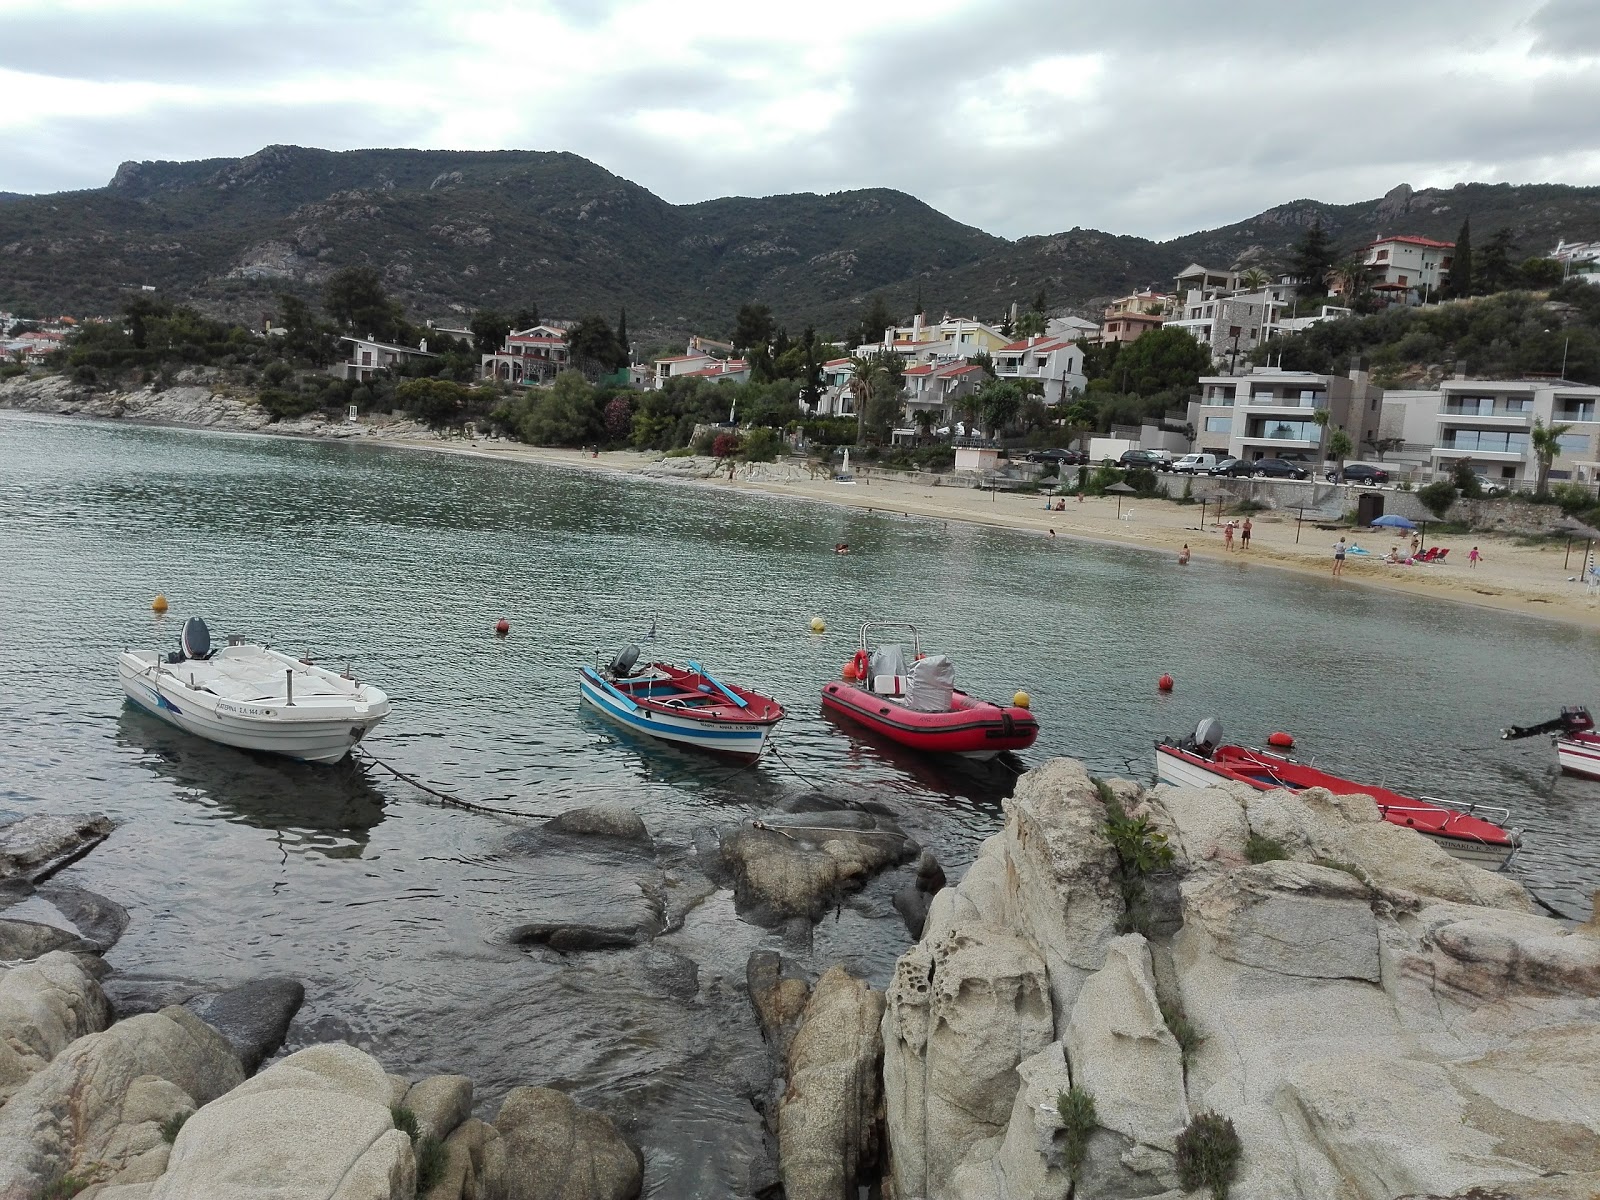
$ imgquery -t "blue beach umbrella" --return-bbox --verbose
[1370,514,1417,530]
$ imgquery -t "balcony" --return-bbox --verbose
[1438,405,1532,426]
[1557,405,1599,423]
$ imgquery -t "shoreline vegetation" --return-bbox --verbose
[4,380,1598,631]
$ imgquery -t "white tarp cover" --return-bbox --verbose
[905,654,955,713]
[871,644,908,679]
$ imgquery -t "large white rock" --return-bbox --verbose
[947,1040,1076,1200]
[1182,860,1381,982]
[152,1042,411,1200]
[403,1074,473,1142]
[1148,783,1250,869]
[1064,934,1189,1150]
[882,920,1053,1200]
[0,1005,242,1200]
[777,966,884,1200]
[0,950,112,1103]
[493,1085,641,1200]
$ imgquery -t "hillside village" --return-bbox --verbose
[6,226,1600,498]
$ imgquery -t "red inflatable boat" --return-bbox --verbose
[820,623,1039,760]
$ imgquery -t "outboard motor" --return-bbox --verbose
[609,644,641,678]
[180,616,212,661]
[1191,718,1223,757]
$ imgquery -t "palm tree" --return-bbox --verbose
[846,353,881,444]
[1328,256,1370,306]
[1312,408,1330,472]
[1328,428,1354,482]
[1238,267,1269,291]
[913,409,937,444]
[1530,418,1574,495]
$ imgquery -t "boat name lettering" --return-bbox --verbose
[216,701,274,717]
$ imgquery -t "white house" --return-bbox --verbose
[481,324,570,385]
[331,336,437,382]
[1189,365,1381,463]
[1362,235,1454,303]
[992,336,1087,405]
[1430,378,1600,487]
[901,360,986,426]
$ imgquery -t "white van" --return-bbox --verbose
[1173,453,1218,475]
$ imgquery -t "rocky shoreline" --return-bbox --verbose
[5,761,1597,1199]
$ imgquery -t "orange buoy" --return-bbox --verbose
[495,618,510,636]
[1157,674,1174,692]
[1267,731,1295,749]
[151,594,169,614]
[841,660,858,681]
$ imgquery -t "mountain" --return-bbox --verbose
[4,146,1600,341]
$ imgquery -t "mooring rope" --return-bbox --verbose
[356,748,560,820]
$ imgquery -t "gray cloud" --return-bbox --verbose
[0,0,1595,243]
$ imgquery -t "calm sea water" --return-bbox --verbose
[2,412,1596,1191]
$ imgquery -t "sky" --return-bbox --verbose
[2,0,1599,242]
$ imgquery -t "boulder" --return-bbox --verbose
[0,916,99,962]
[947,1040,1076,1199]
[882,920,1054,1200]
[777,966,884,1200]
[403,1073,473,1142]
[151,1042,409,1200]
[0,1005,242,1200]
[184,977,305,1074]
[1064,934,1189,1150]
[544,805,651,846]
[718,811,918,927]
[0,950,112,1103]
[0,812,113,881]
[998,759,1127,1021]
[1182,860,1381,982]
[494,1086,642,1200]
[429,1117,506,1200]
[1241,787,1532,913]
[503,826,664,953]
[1148,782,1249,868]
[892,850,946,938]
[746,950,810,1057]
[36,882,130,951]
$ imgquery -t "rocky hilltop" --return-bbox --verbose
[5,143,1600,338]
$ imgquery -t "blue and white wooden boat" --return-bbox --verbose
[579,646,786,760]
[118,617,389,764]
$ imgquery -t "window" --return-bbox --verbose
[1376,249,1389,260]
[1504,398,1532,413]
[1229,326,1242,339]
[1205,416,1232,433]
[1441,430,1530,454]
[360,352,372,366]
[1397,275,1408,287]
[1557,401,1597,422]
[1557,432,1591,456]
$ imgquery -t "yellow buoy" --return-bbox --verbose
[151,594,169,614]
[809,616,826,634]
[1012,691,1031,710]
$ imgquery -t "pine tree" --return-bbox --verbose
[616,307,629,364]
[1447,219,1473,299]
[1291,221,1335,298]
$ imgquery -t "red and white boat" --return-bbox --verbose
[580,647,786,761]
[1501,706,1600,779]
[1156,720,1521,870]
[820,623,1038,760]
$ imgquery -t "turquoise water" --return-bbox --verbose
[2,411,1596,1191]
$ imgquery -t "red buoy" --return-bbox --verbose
[1158,674,1174,692]
[495,618,510,636]
[841,660,858,681]
[1267,731,1295,749]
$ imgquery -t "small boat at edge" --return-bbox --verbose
[1155,719,1521,870]
[118,617,390,765]
[579,645,786,760]
[1501,706,1600,779]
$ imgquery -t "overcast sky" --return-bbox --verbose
[2,0,1598,241]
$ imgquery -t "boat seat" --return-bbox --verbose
[872,675,905,695]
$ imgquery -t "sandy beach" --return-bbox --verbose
[383,435,1600,632]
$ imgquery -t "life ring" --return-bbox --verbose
[852,650,870,680]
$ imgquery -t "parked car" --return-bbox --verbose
[1472,474,1510,497]
[1174,453,1219,475]
[1327,464,1391,484]
[1119,449,1169,471]
[1211,457,1253,477]
[1028,448,1086,466]
[1252,458,1311,480]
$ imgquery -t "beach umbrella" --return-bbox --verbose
[1105,481,1136,519]
[1555,515,1600,571]
[1370,513,1416,530]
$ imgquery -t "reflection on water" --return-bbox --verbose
[115,705,387,857]
[4,412,1600,1192]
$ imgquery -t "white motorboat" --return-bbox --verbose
[119,617,390,764]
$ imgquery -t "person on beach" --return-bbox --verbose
[1410,533,1421,558]
[1468,546,1482,568]
[1178,544,1190,565]
[1241,517,1252,550]
[1223,521,1235,551]
[1049,528,1056,539]
[1333,537,1347,577]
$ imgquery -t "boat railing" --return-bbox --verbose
[1416,794,1513,827]
[859,621,921,656]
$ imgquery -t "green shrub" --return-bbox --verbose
[41,1177,91,1200]
[257,388,321,421]
[72,364,98,385]
[1056,1085,1098,1182]
[1098,779,1174,934]
[1159,998,1203,1066]
[1416,479,1458,519]
[261,359,293,386]
[160,1110,190,1143]
[741,427,780,462]
[1552,482,1596,515]
[1312,856,1365,881]
[1244,833,1288,864]
[0,363,25,379]
[1175,1111,1242,1199]
[391,1105,420,1140]
[1175,475,1196,505]
[415,1134,447,1194]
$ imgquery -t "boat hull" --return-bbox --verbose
[820,682,1038,759]
[579,667,779,760]
[1557,734,1600,779]
[118,652,388,765]
[1154,744,1518,870]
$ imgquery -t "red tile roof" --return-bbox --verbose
[1366,235,1455,250]
[998,338,1069,353]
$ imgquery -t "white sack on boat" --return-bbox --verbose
[905,655,955,713]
